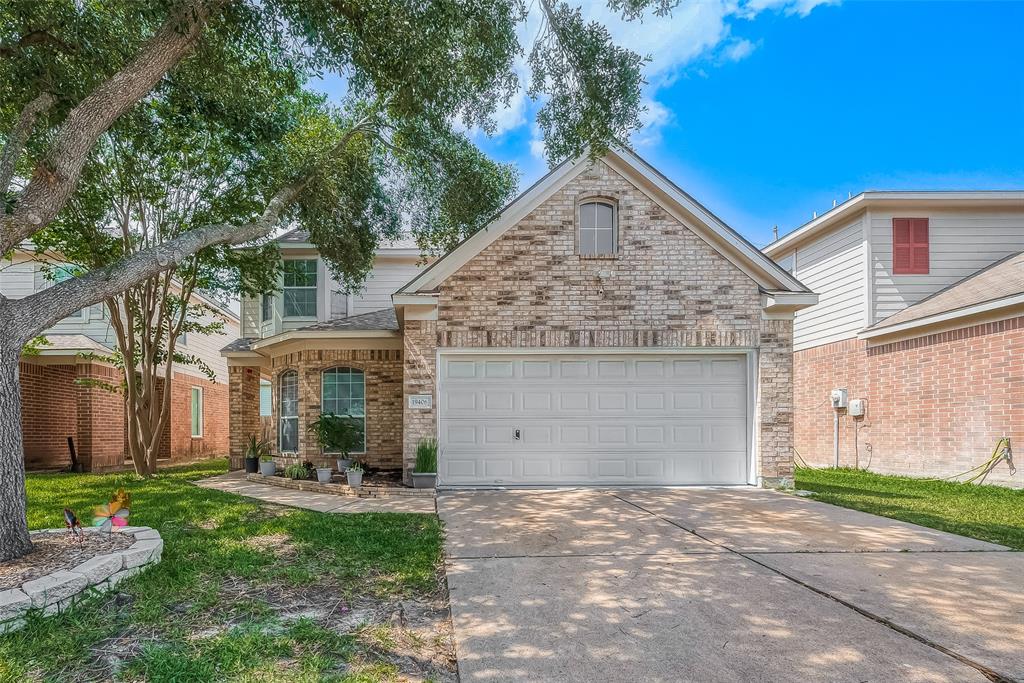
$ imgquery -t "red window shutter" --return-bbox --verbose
[893,217,928,274]
[892,218,912,274]
[910,217,929,274]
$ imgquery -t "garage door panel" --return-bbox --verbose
[438,353,750,486]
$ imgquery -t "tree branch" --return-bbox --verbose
[0,0,224,254]
[0,29,76,59]
[8,112,374,342]
[0,93,55,201]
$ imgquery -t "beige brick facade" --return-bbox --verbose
[400,160,796,485]
[267,349,404,469]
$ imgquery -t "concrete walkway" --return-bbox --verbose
[440,487,1021,683]
[195,471,436,514]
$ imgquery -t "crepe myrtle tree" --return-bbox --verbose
[0,0,675,560]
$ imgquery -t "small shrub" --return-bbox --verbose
[308,413,364,457]
[283,463,309,480]
[413,438,437,474]
[245,434,272,461]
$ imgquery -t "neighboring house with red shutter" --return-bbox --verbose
[764,192,1024,487]
[0,249,239,472]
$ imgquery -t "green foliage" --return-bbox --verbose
[2,460,444,681]
[245,434,272,460]
[283,463,310,480]
[346,462,364,474]
[414,438,438,474]
[308,413,365,458]
[796,467,1024,550]
[20,336,51,356]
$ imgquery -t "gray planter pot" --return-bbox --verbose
[336,458,352,472]
[316,467,333,484]
[411,473,437,489]
[259,460,277,476]
[346,470,363,488]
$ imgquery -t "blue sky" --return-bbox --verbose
[316,1,1024,247]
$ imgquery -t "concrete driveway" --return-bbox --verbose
[439,487,1021,682]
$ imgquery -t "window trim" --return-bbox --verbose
[320,366,366,454]
[576,198,619,258]
[278,370,300,453]
[282,258,318,319]
[190,386,203,438]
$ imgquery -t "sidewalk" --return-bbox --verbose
[195,471,436,514]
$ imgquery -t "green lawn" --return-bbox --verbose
[0,459,448,683]
[796,466,1024,550]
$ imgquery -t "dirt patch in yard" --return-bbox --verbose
[77,573,457,682]
[0,531,134,590]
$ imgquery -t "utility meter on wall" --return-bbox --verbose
[830,388,848,409]
[848,398,866,417]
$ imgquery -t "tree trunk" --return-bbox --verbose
[0,331,32,561]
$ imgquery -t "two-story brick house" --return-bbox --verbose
[1,251,239,471]
[223,146,816,487]
[765,192,1024,487]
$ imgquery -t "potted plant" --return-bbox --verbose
[244,434,270,474]
[412,438,438,489]
[307,412,364,473]
[284,462,308,480]
[346,461,364,488]
[258,454,277,477]
[315,465,333,484]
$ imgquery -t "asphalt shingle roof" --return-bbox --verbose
[867,250,1024,331]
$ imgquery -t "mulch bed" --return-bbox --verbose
[0,531,134,590]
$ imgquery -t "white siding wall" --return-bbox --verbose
[350,258,424,315]
[175,307,238,383]
[787,216,867,351]
[2,252,238,381]
[240,296,260,337]
[870,209,1024,324]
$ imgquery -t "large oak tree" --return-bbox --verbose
[0,0,672,560]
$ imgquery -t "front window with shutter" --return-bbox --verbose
[892,217,929,275]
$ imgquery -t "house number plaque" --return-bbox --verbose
[408,394,433,409]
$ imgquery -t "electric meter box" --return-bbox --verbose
[830,388,848,409]
[848,398,866,417]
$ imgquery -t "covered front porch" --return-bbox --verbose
[222,309,408,478]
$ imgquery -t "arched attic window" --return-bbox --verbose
[578,200,617,257]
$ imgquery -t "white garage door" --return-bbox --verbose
[437,353,750,486]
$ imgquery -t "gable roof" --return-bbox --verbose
[764,191,1024,256]
[397,145,811,296]
[861,250,1024,338]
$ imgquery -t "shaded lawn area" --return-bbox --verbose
[796,466,1024,550]
[0,459,450,683]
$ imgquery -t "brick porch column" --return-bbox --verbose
[403,320,437,483]
[228,365,262,470]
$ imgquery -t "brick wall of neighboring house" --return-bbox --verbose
[403,159,796,484]
[266,349,404,469]
[74,362,126,472]
[19,362,79,470]
[794,317,1024,487]
[228,365,262,470]
[162,371,230,462]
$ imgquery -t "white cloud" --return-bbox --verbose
[721,38,758,63]
[632,98,673,148]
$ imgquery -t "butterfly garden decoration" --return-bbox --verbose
[64,507,83,543]
[93,488,132,533]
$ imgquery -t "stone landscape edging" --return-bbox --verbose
[245,473,435,498]
[0,526,163,634]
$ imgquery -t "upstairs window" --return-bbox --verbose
[893,218,929,275]
[283,259,317,317]
[261,293,274,322]
[578,201,616,257]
